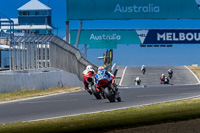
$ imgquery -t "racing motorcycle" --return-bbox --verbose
[97,78,121,102]
[168,73,173,79]
[134,77,141,85]
[86,77,102,99]
[141,68,146,75]
[160,77,169,84]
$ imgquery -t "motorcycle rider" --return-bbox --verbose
[160,74,165,84]
[168,69,173,79]
[82,65,95,95]
[95,66,117,91]
[164,76,169,84]
[134,76,141,85]
[141,65,146,75]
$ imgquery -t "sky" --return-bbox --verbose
[1,0,200,66]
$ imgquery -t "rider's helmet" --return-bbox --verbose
[86,65,92,70]
[162,74,165,76]
[136,76,140,80]
[98,66,105,71]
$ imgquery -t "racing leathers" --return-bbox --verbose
[82,68,95,94]
[168,69,173,75]
[160,74,165,84]
[141,65,146,74]
[95,70,116,90]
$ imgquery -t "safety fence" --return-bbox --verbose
[10,35,97,80]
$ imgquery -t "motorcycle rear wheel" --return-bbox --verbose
[104,87,115,102]
[91,85,101,99]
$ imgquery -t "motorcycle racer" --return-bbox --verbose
[95,66,121,102]
[168,69,173,74]
[82,65,95,95]
[160,74,165,84]
[95,66,118,91]
[134,76,141,85]
[141,65,145,70]
[141,65,146,75]
[168,69,173,79]
[95,66,114,85]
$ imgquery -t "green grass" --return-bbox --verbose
[0,87,81,102]
[1,98,200,133]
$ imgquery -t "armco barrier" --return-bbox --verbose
[49,36,97,80]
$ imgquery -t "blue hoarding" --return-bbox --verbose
[142,30,200,44]
[70,29,141,49]
[70,29,200,49]
[67,0,200,20]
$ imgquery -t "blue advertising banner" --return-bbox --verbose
[67,0,200,20]
[70,29,200,49]
[142,30,200,44]
[70,29,141,49]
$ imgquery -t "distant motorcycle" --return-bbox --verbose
[160,76,169,84]
[168,69,173,79]
[168,73,173,79]
[141,67,146,75]
[97,79,121,102]
[134,76,141,85]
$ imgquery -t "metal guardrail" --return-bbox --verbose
[10,35,97,80]
[10,35,52,70]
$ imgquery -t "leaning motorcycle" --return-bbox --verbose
[164,77,169,84]
[160,77,169,84]
[141,68,146,75]
[87,77,102,99]
[135,77,141,85]
[168,73,173,79]
[97,79,121,102]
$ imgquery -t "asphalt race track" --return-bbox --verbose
[115,66,198,86]
[0,66,200,124]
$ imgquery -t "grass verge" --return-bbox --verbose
[1,98,200,133]
[0,87,81,102]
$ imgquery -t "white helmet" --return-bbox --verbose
[86,65,92,70]
[162,74,164,76]
[136,76,140,80]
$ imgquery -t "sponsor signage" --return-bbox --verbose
[140,29,200,44]
[70,29,200,49]
[67,0,200,20]
[70,29,141,49]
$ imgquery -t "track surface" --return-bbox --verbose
[116,66,198,86]
[0,66,199,124]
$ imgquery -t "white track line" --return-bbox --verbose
[119,66,127,86]
[184,65,200,84]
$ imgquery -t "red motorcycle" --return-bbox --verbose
[97,78,121,102]
[84,74,102,99]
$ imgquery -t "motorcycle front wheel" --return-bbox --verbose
[104,87,115,102]
[91,85,101,99]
